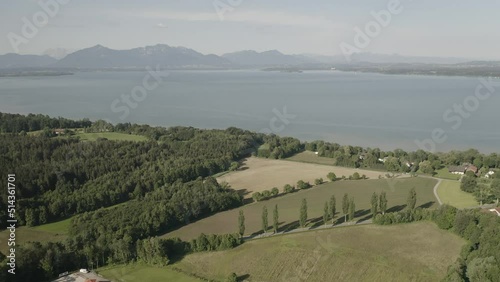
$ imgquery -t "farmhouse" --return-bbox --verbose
[466,165,479,174]
[448,164,479,175]
[489,207,500,217]
[448,165,467,175]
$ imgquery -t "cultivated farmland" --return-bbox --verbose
[174,222,465,282]
[164,177,438,240]
[217,157,385,198]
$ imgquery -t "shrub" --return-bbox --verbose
[252,192,263,202]
[262,190,271,199]
[297,180,311,189]
[271,187,279,196]
[283,184,295,194]
[314,178,324,185]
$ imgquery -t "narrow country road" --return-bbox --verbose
[433,178,443,205]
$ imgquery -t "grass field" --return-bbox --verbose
[164,177,438,240]
[0,202,131,254]
[436,180,478,208]
[75,132,148,142]
[217,157,385,198]
[99,263,201,282]
[32,217,72,234]
[433,167,461,180]
[174,222,465,282]
[286,151,338,166]
[0,227,67,254]
[25,128,148,142]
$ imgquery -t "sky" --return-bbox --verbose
[1,0,499,59]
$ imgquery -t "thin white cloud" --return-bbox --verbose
[156,23,168,28]
[117,9,345,30]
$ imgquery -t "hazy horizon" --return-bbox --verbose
[1,0,500,60]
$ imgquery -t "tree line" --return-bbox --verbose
[305,140,500,174]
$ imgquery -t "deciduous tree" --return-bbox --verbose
[238,210,245,237]
[261,205,268,233]
[379,191,387,215]
[299,199,308,228]
[342,193,349,222]
[371,192,378,216]
[329,195,336,224]
[323,202,329,225]
[273,204,279,233]
[348,197,356,222]
[407,188,417,210]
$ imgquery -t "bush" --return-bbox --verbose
[433,205,457,230]
[314,178,323,185]
[252,192,263,202]
[352,172,361,180]
[271,187,279,196]
[261,190,271,199]
[283,184,295,194]
[297,180,311,189]
[327,172,337,182]
[226,273,238,282]
[190,233,241,253]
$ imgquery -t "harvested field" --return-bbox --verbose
[217,157,385,198]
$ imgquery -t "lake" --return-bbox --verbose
[1,70,499,153]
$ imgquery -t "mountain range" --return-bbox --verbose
[0,44,482,70]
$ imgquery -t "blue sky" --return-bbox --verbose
[1,0,499,59]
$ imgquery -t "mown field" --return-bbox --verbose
[164,177,438,240]
[437,180,478,208]
[286,151,338,166]
[0,217,74,254]
[74,131,148,142]
[217,157,385,198]
[433,167,461,181]
[174,222,465,282]
[0,227,66,254]
[0,202,129,254]
[99,263,201,282]
[27,128,148,142]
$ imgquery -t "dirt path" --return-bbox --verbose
[433,178,443,205]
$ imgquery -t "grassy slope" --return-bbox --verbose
[286,151,337,166]
[75,132,148,142]
[0,227,66,254]
[437,180,478,208]
[99,263,201,282]
[0,202,131,254]
[33,217,72,234]
[175,222,465,282]
[164,177,438,240]
[434,168,461,181]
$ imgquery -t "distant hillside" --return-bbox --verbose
[55,44,232,69]
[0,54,57,68]
[348,52,468,64]
[222,50,315,66]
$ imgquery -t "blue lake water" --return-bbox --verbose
[1,70,499,153]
